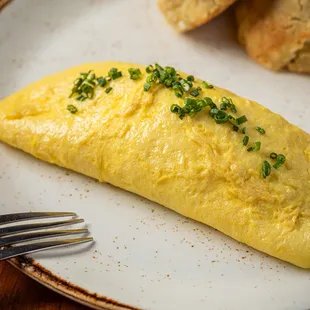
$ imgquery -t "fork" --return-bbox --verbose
[0,212,93,261]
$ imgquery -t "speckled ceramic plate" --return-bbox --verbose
[1,1,310,309]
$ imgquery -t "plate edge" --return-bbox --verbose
[9,256,142,310]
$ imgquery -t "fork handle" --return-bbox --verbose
[0,238,93,261]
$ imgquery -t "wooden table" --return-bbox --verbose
[0,261,89,310]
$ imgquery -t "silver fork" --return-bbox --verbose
[0,212,93,261]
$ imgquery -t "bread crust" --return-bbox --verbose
[236,0,310,73]
[158,0,237,32]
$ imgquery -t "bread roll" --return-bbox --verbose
[236,0,310,73]
[158,0,237,32]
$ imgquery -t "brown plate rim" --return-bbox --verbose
[9,256,142,310]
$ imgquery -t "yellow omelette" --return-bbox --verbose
[0,62,309,268]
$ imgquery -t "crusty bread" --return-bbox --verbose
[158,0,237,32]
[236,0,310,74]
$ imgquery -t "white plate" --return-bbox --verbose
[0,1,310,309]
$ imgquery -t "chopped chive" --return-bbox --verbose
[204,97,217,109]
[86,79,96,86]
[179,79,191,92]
[80,70,92,79]
[170,104,181,113]
[221,97,237,113]
[270,152,277,159]
[202,81,213,89]
[247,141,261,152]
[184,97,196,105]
[97,76,107,87]
[146,65,154,73]
[236,115,248,125]
[256,126,266,135]
[128,68,142,80]
[173,84,184,98]
[69,70,95,100]
[262,160,271,178]
[147,73,158,84]
[190,87,201,97]
[67,104,78,114]
[165,67,176,75]
[86,89,94,99]
[209,108,219,116]
[105,87,113,94]
[144,83,151,91]
[164,78,173,88]
[210,109,229,124]
[170,104,185,119]
[76,94,86,101]
[220,103,227,110]
[187,75,194,82]
[273,154,286,169]
[243,135,249,146]
[233,125,239,132]
[170,96,211,119]
[108,68,122,80]
[230,106,237,114]
[74,78,83,86]
[242,127,246,134]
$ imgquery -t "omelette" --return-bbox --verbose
[0,62,309,268]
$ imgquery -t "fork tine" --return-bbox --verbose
[0,219,84,237]
[0,229,89,247]
[0,238,94,261]
[0,212,77,225]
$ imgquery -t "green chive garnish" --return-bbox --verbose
[236,115,248,125]
[243,135,249,146]
[220,103,227,110]
[97,76,107,87]
[76,94,86,101]
[210,109,230,124]
[170,104,185,119]
[256,127,266,135]
[202,81,213,89]
[204,97,217,109]
[273,154,286,169]
[69,70,96,100]
[173,84,184,98]
[262,160,271,178]
[270,152,277,159]
[179,79,191,92]
[128,68,142,80]
[146,65,154,73]
[144,83,151,91]
[140,63,288,177]
[67,104,78,114]
[86,79,96,86]
[247,141,261,152]
[170,97,211,119]
[190,87,201,97]
[108,68,122,80]
[221,97,237,113]
[105,87,113,94]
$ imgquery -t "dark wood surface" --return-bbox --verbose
[0,261,89,310]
